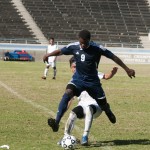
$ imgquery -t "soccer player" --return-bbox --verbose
[58,56,118,146]
[42,38,57,80]
[43,29,135,132]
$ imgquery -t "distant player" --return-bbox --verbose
[58,56,118,146]
[43,29,135,132]
[42,38,57,80]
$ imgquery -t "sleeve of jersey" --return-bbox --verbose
[61,46,73,55]
[99,45,114,59]
[98,72,104,79]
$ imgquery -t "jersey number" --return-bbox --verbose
[81,54,85,61]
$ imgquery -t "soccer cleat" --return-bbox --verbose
[52,77,56,80]
[81,136,88,146]
[41,76,46,80]
[104,103,116,124]
[48,118,59,132]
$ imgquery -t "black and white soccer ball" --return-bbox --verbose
[61,135,76,149]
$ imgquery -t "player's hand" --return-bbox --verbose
[111,67,118,75]
[126,68,135,78]
[43,54,48,63]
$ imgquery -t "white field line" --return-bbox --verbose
[0,81,81,133]
[0,80,55,117]
[0,81,112,149]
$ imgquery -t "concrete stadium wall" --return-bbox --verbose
[0,43,150,64]
[109,48,150,64]
[0,43,73,62]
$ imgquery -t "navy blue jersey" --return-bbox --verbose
[61,41,114,81]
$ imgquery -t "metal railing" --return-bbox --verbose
[0,38,143,48]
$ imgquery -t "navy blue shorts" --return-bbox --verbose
[68,77,106,100]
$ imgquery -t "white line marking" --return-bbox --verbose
[0,80,55,117]
[0,81,112,149]
[0,145,9,149]
[0,80,80,130]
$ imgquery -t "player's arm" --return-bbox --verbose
[103,67,118,80]
[43,49,62,62]
[67,98,74,110]
[111,54,135,78]
[99,45,135,79]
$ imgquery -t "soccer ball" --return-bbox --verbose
[61,135,76,149]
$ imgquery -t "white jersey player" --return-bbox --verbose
[58,56,118,146]
[42,38,57,80]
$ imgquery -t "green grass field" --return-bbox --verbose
[0,61,150,150]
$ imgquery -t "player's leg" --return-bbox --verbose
[87,85,116,124]
[57,106,84,145]
[81,104,98,146]
[100,99,116,124]
[52,61,57,79]
[55,84,78,124]
[64,106,84,135]
[82,104,102,146]
[64,111,77,136]
[42,63,50,80]
[45,65,50,77]
[52,67,56,79]
[48,84,80,132]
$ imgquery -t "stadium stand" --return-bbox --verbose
[0,0,37,43]
[21,0,150,47]
[0,0,150,47]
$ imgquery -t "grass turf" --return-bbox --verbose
[0,61,150,150]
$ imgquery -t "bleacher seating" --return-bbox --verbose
[0,0,37,43]
[1,0,150,46]
[21,0,150,46]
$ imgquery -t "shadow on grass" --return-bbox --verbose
[87,139,150,147]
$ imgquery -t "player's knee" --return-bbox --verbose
[89,105,97,114]
[69,111,77,120]
[53,66,56,70]
[86,106,94,115]
[66,84,80,97]
[96,97,107,109]
[65,88,74,98]
[72,106,84,119]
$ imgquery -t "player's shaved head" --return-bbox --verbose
[78,30,91,49]
[78,30,91,40]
